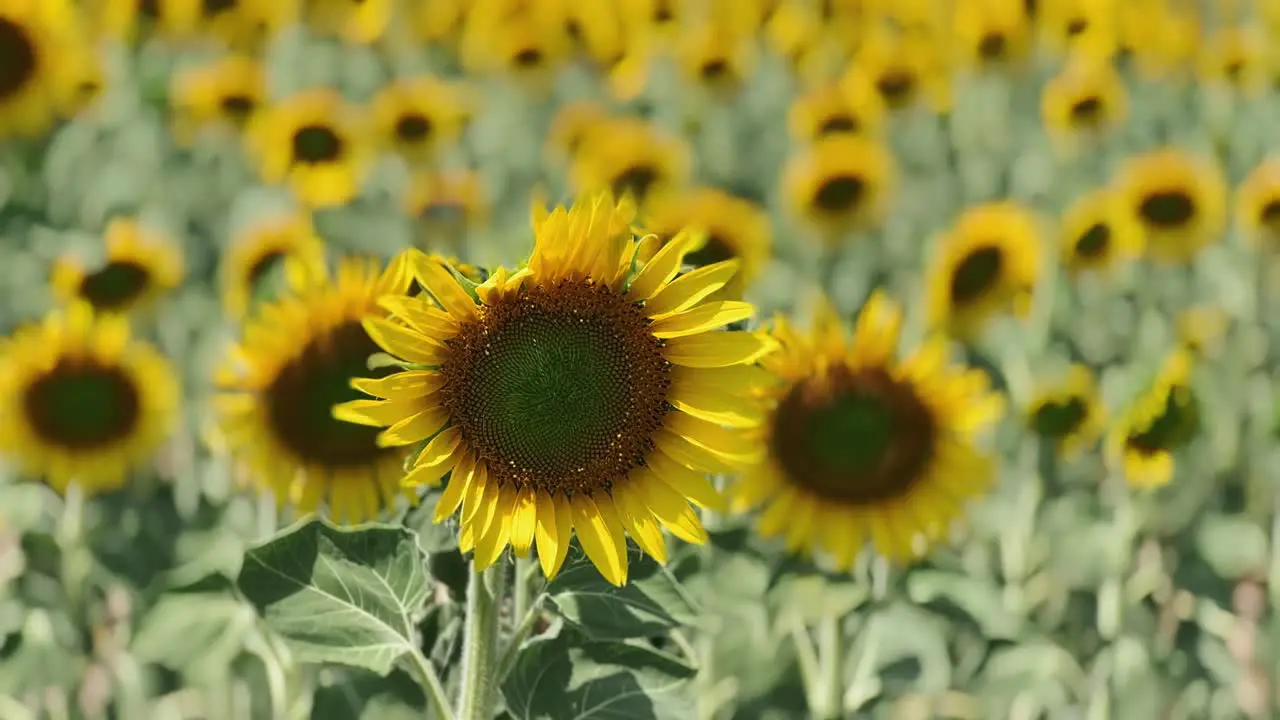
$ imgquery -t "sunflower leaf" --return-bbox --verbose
[545,543,699,641]
[501,623,696,720]
[235,517,431,676]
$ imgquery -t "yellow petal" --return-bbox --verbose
[378,296,460,341]
[626,230,697,301]
[653,429,736,474]
[351,370,444,399]
[332,398,414,428]
[534,490,564,579]
[644,260,740,318]
[376,406,449,447]
[474,484,517,570]
[648,301,754,339]
[669,366,769,428]
[613,483,668,565]
[664,331,776,368]
[363,317,445,365]
[636,469,708,545]
[646,450,725,511]
[471,466,501,541]
[571,494,629,587]
[432,456,471,520]
[509,486,538,558]
[404,427,462,489]
[411,252,478,320]
[663,411,762,463]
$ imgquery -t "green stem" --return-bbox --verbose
[405,645,456,720]
[456,561,506,720]
[814,615,843,720]
[495,592,544,683]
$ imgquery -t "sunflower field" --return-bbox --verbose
[3,0,1280,718]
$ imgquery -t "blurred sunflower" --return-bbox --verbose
[1026,364,1104,457]
[569,117,691,209]
[952,0,1033,71]
[926,202,1042,338]
[1197,26,1268,94]
[221,0,300,48]
[246,89,371,209]
[0,303,178,495]
[51,219,184,316]
[0,0,80,138]
[90,0,201,41]
[371,76,472,166]
[213,255,416,523]
[764,0,838,85]
[639,186,772,300]
[335,193,773,585]
[545,100,610,167]
[674,19,757,96]
[1113,148,1226,264]
[1059,188,1143,275]
[1035,0,1118,60]
[1175,305,1230,358]
[220,213,327,319]
[1040,57,1128,151]
[407,0,467,44]
[1107,349,1199,488]
[559,0,624,68]
[617,0,684,45]
[734,292,1003,566]
[787,78,887,143]
[1119,0,1198,80]
[1235,157,1280,249]
[845,25,950,113]
[460,3,570,89]
[403,170,490,252]
[57,47,106,119]
[306,0,392,44]
[782,134,896,241]
[170,55,265,145]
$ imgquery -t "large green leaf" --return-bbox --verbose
[501,624,696,720]
[546,545,698,641]
[235,517,431,675]
[311,668,426,720]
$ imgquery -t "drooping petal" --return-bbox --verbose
[376,406,449,447]
[410,252,478,320]
[648,301,755,339]
[509,486,538,558]
[644,260,740,318]
[571,494,629,587]
[362,317,446,365]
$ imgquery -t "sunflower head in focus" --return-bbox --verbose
[170,55,265,145]
[305,0,392,44]
[334,192,775,585]
[569,117,691,210]
[1196,26,1267,95]
[926,202,1042,339]
[1234,157,1280,250]
[1026,364,1104,457]
[371,76,473,166]
[51,219,184,316]
[213,255,418,523]
[787,78,887,143]
[1035,0,1118,60]
[403,170,490,252]
[783,134,896,242]
[0,303,178,494]
[952,0,1033,71]
[0,0,81,139]
[638,186,772,300]
[219,212,327,319]
[734,292,1003,566]
[1059,187,1143,275]
[1040,57,1128,155]
[246,89,371,209]
[1107,349,1199,489]
[1114,148,1226,264]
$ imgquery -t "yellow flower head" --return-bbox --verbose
[782,134,896,241]
[0,0,84,138]
[1234,157,1280,250]
[170,55,265,145]
[1113,147,1226,265]
[51,219,184,316]
[1026,364,1105,457]
[335,192,775,586]
[1107,349,1199,489]
[371,76,473,166]
[568,117,691,210]
[219,212,328,319]
[1059,187,1143,275]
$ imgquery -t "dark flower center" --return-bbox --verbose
[513,47,543,67]
[1065,18,1087,35]
[701,59,729,80]
[291,124,344,164]
[79,260,152,311]
[246,250,286,287]
[1074,222,1111,259]
[220,94,256,121]
[1138,190,1195,228]
[1069,96,1102,126]
[394,113,432,142]
[202,0,237,16]
[949,245,1004,305]
[1031,396,1088,439]
[978,33,1007,61]
[264,321,393,468]
[683,234,736,267]
[610,165,660,204]
[812,175,865,213]
[771,366,937,505]
[875,71,916,107]
[438,279,671,496]
[0,17,37,100]
[818,114,859,136]
[24,361,141,450]
[654,1,674,23]
[1259,199,1280,231]
[139,0,161,19]
[1126,384,1200,455]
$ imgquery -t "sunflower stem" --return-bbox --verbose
[813,614,844,720]
[456,560,506,720]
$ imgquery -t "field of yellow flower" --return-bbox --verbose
[1,0,1278,718]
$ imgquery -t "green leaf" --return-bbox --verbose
[235,517,431,675]
[501,624,696,720]
[131,593,256,679]
[546,545,698,641]
[311,668,426,720]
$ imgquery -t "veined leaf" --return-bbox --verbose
[546,545,698,641]
[235,517,431,676]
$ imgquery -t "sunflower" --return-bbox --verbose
[559,1,625,68]
[0,303,178,494]
[246,89,371,209]
[89,0,201,41]
[213,255,418,523]
[1175,306,1230,358]
[219,212,328,319]
[617,0,685,45]
[170,55,265,145]
[1235,158,1280,250]
[782,134,896,241]
[334,193,774,585]
[1113,148,1227,264]
[787,77,887,143]
[371,76,472,166]
[1196,26,1268,94]
[459,4,570,89]
[1059,188,1143,275]
[545,100,610,167]
[952,0,1033,71]
[1107,349,1199,488]
[1026,365,1104,457]
[50,219,184,316]
[57,46,106,119]
[213,0,300,49]
[1118,0,1198,80]
[305,0,392,44]
[407,0,467,44]
[764,0,835,85]
[0,0,80,138]
[843,24,951,113]
[568,117,691,209]
[638,186,772,300]
[926,202,1042,338]
[402,170,490,252]
[1035,0,1118,60]
[733,292,1002,566]
[1040,57,1128,152]
[674,19,756,96]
